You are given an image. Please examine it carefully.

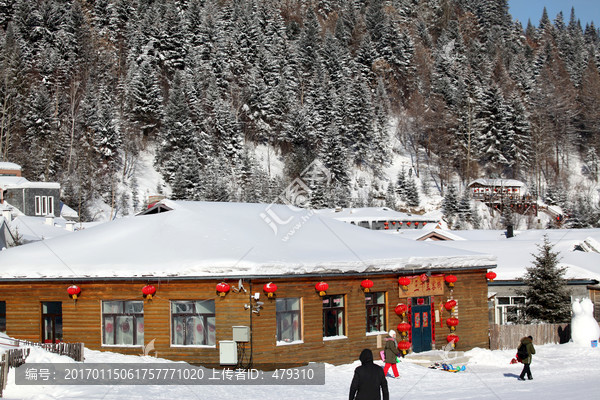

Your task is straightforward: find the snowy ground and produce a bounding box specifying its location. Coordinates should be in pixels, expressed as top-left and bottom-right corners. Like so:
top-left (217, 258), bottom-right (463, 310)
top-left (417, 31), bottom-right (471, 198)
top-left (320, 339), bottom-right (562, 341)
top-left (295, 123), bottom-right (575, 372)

top-left (2, 341), bottom-right (599, 400)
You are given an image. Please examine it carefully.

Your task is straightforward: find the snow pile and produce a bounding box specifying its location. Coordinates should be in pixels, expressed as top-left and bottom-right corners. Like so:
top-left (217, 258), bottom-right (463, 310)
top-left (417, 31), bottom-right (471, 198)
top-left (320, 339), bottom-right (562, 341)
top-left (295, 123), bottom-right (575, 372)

top-left (3, 340), bottom-right (600, 400)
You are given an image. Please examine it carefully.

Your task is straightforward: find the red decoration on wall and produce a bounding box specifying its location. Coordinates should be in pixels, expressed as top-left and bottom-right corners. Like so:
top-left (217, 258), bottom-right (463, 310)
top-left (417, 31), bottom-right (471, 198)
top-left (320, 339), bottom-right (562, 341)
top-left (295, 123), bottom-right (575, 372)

top-left (67, 285), bottom-right (81, 300)
top-left (216, 282), bottom-right (230, 297)
top-left (420, 273), bottom-right (429, 283)
top-left (444, 275), bottom-right (457, 288)
top-left (398, 277), bottom-right (411, 290)
top-left (263, 282), bottom-right (278, 298)
top-left (446, 317), bottom-right (459, 331)
top-left (444, 299), bottom-right (457, 312)
top-left (142, 285), bottom-right (156, 300)
top-left (397, 340), bottom-right (411, 355)
top-left (486, 271), bottom-right (497, 281)
top-left (397, 322), bottom-right (411, 336)
top-left (447, 334), bottom-right (460, 348)
top-left (394, 303), bottom-right (408, 317)
top-left (361, 279), bottom-right (374, 292)
top-left (315, 282), bottom-right (329, 296)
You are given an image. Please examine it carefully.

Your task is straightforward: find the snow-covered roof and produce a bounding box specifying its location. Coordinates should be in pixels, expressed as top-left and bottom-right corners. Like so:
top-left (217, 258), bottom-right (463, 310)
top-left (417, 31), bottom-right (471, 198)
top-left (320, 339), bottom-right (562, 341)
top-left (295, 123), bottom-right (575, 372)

top-left (0, 162), bottom-right (21, 171)
top-left (315, 207), bottom-right (439, 223)
top-left (424, 229), bottom-right (600, 282)
top-left (0, 176), bottom-right (60, 189)
top-left (468, 179), bottom-right (526, 188)
top-left (0, 200), bottom-right (495, 279)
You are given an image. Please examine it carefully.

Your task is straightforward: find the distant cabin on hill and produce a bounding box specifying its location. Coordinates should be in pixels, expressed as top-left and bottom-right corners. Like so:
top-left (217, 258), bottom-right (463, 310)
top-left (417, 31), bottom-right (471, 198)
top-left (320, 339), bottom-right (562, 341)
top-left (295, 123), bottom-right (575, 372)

top-left (468, 179), bottom-right (537, 216)
top-left (0, 162), bottom-right (61, 217)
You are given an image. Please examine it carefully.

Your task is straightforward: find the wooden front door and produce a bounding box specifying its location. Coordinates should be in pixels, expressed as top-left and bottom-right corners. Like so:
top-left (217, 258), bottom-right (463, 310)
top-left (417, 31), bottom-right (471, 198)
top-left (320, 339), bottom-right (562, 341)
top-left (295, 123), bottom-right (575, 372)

top-left (41, 302), bottom-right (62, 343)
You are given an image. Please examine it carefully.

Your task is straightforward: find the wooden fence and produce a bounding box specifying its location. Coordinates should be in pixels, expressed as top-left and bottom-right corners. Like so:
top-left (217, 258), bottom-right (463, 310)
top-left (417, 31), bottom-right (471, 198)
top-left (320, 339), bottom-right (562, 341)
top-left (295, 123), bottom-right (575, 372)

top-left (489, 323), bottom-right (571, 350)
top-left (0, 341), bottom-right (84, 397)
top-left (0, 348), bottom-right (30, 398)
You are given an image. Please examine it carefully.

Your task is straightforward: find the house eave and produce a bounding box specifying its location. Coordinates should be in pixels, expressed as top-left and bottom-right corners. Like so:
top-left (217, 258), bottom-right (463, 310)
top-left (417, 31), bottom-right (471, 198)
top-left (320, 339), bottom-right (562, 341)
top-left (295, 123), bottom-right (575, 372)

top-left (0, 264), bottom-right (496, 283)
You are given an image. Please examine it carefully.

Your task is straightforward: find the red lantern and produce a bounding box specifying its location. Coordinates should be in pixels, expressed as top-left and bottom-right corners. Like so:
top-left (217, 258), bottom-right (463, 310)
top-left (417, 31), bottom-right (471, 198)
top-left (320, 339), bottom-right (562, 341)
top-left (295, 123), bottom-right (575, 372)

top-left (415, 222), bottom-right (420, 226)
top-left (397, 340), bottom-right (411, 355)
top-left (67, 285), bottom-right (81, 300)
top-left (444, 299), bottom-right (457, 312)
top-left (142, 284), bottom-right (156, 300)
top-left (315, 282), bottom-right (329, 296)
top-left (216, 282), bottom-right (230, 297)
top-left (384, 222), bottom-right (389, 230)
top-left (447, 334), bottom-right (460, 347)
top-left (397, 322), bottom-right (411, 336)
top-left (445, 275), bottom-right (457, 288)
top-left (446, 317), bottom-right (459, 331)
top-left (394, 303), bottom-right (408, 317)
top-left (407, 222), bottom-right (412, 226)
top-left (398, 277), bottom-right (411, 290)
top-left (486, 271), bottom-right (497, 281)
top-left (423, 222), bottom-right (427, 226)
top-left (263, 282), bottom-right (278, 298)
top-left (361, 279), bottom-right (374, 292)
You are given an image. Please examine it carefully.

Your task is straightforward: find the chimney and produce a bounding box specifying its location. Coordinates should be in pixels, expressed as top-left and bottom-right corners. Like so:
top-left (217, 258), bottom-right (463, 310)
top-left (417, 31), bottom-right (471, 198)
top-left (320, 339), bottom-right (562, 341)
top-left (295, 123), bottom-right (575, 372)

top-left (65, 221), bottom-right (75, 232)
top-left (1, 209), bottom-right (11, 222)
top-left (45, 215), bottom-right (55, 226)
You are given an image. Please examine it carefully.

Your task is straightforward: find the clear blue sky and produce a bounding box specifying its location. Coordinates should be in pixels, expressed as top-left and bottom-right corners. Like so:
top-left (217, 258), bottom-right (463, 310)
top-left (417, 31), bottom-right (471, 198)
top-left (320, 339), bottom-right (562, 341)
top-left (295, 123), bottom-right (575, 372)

top-left (508, 0), bottom-right (599, 27)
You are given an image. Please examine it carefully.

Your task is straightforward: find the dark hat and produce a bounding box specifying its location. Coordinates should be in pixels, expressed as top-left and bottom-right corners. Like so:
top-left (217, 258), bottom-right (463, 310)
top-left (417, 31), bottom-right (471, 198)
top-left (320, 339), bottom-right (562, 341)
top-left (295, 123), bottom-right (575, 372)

top-left (359, 349), bottom-right (373, 364)
top-left (528, 335), bottom-right (533, 340)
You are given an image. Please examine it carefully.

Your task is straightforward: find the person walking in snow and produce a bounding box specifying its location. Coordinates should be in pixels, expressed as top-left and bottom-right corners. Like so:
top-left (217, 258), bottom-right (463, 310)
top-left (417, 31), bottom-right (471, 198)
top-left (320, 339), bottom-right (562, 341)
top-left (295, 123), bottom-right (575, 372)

top-left (349, 348), bottom-right (389, 400)
top-left (518, 335), bottom-right (536, 380)
top-left (383, 330), bottom-right (400, 379)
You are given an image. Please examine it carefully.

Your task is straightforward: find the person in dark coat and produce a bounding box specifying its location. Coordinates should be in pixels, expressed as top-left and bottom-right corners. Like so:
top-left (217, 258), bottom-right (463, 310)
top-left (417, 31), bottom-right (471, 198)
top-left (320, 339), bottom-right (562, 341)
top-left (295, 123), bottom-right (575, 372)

top-left (518, 335), bottom-right (536, 380)
top-left (349, 349), bottom-right (389, 400)
top-left (383, 330), bottom-right (400, 378)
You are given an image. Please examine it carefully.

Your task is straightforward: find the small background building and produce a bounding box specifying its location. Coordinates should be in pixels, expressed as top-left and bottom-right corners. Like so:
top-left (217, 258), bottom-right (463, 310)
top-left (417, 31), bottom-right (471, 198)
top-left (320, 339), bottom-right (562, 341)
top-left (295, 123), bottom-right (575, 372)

top-left (316, 207), bottom-right (440, 230)
top-left (0, 162), bottom-right (61, 218)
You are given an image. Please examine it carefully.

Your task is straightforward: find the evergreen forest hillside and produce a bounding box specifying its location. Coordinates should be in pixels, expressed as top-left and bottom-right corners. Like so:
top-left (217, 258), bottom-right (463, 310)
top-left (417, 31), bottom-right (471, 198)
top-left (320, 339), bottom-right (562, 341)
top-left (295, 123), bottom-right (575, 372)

top-left (0, 0), bottom-right (599, 225)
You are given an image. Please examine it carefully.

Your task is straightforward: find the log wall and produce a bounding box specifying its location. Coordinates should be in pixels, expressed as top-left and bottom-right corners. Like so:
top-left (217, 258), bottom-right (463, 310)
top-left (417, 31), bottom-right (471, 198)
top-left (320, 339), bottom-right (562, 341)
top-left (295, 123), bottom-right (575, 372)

top-left (0, 269), bottom-right (490, 367)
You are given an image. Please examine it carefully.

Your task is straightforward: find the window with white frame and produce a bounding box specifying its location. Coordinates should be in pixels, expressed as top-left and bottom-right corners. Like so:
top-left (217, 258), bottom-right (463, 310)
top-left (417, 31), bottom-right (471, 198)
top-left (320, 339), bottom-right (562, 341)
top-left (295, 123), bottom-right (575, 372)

top-left (171, 300), bottom-right (216, 346)
top-left (34, 196), bottom-right (54, 216)
top-left (276, 297), bottom-right (302, 343)
top-left (495, 296), bottom-right (525, 324)
top-left (102, 301), bottom-right (144, 345)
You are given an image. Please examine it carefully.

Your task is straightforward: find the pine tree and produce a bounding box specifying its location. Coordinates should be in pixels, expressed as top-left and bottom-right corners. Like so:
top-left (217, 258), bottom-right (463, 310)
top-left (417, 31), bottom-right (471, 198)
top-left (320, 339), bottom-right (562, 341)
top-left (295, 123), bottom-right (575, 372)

top-left (517, 235), bottom-right (571, 323)
top-left (443, 185), bottom-right (460, 218)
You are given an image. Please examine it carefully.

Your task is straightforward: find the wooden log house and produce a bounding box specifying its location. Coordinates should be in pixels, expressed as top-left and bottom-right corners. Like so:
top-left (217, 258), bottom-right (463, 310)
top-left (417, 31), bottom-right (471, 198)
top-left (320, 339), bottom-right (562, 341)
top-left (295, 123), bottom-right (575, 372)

top-left (0, 201), bottom-right (496, 368)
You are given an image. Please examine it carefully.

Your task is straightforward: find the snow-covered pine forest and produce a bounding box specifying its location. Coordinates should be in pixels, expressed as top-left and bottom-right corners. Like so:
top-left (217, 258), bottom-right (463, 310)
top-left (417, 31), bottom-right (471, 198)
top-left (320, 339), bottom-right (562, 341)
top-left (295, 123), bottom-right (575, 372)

top-left (0, 0), bottom-right (599, 224)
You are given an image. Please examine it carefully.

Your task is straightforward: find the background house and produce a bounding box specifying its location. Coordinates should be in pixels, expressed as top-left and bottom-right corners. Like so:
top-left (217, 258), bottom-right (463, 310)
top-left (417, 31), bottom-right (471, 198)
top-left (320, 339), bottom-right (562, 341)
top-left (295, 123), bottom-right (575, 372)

top-left (393, 227), bottom-right (600, 324)
top-left (0, 200), bottom-right (496, 367)
top-left (316, 207), bottom-right (440, 230)
top-left (0, 162), bottom-right (61, 218)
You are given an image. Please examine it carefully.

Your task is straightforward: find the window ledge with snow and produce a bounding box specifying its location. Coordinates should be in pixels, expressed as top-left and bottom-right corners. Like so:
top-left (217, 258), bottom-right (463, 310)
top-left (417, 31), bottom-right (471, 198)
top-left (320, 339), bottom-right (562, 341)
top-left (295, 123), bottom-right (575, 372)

top-left (323, 335), bottom-right (347, 342)
top-left (101, 344), bottom-right (144, 348)
top-left (366, 331), bottom-right (387, 337)
top-left (170, 344), bottom-right (216, 349)
top-left (276, 340), bottom-right (304, 346)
